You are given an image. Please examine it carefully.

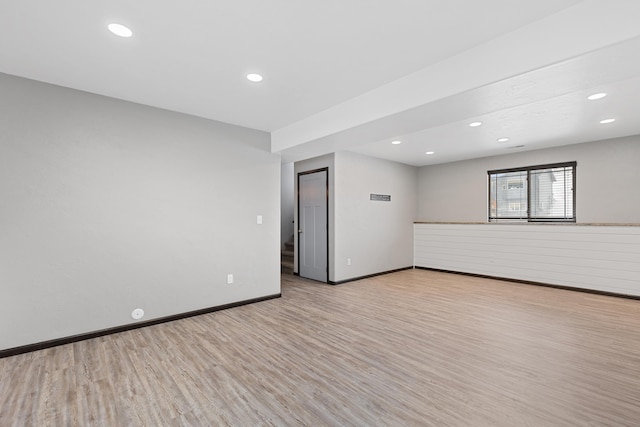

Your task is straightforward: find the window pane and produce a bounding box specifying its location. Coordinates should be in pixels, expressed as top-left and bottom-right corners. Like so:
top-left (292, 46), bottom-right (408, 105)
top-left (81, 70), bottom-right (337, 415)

top-left (530, 167), bottom-right (573, 219)
top-left (489, 174), bottom-right (497, 218)
top-left (490, 171), bottom-right (527, 219)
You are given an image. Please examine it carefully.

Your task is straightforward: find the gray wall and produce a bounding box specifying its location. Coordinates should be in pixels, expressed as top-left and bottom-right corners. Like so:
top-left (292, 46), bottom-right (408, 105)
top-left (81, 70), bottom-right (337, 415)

top-left (418, 136), bottom-right (640, 223)
top-left (0, 73), bottom-right (281, 351)
top-left (294, 152), bottom-right (417, 283)
top-left (334, 152), bottom-right (417, 281)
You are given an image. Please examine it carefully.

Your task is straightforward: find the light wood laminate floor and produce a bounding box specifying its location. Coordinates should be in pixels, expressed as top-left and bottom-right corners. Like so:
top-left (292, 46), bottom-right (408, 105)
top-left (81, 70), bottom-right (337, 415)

top-left (1, 269), bottom-right (640, 426)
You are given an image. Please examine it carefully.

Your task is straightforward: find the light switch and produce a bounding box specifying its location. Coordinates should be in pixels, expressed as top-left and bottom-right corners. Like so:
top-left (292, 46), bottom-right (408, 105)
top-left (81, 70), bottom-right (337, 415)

top-left (257, 215), bottom-right (263, 225)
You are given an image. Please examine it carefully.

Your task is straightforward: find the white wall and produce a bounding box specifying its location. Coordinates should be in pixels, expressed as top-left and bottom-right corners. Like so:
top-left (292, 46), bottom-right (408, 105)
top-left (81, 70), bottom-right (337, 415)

top-left (414, 223), bottom-right (640, 296)
top-left (334, 152), bottom-right (417, 282)
top-left (280, 162), bottom-right (295, 249)
top-left (418, 136), bottom-right (640, 223)
top-left (0, 73), bottom-right (281, 351)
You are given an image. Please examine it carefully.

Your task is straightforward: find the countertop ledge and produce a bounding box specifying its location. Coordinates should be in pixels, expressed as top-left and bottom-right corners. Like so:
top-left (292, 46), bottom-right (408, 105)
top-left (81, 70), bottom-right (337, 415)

top-left (414, 222), bottom-right (640, 227)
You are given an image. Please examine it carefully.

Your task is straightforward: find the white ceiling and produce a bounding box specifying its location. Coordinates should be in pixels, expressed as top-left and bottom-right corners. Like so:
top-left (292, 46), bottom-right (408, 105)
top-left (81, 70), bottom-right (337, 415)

top-left (2, 0), bottom-right (640, 166)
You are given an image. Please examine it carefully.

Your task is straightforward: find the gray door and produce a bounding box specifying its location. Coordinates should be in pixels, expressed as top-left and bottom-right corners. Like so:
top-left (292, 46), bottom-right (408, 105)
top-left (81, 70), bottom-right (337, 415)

top-left (298, 170), bottom-right (328, 282)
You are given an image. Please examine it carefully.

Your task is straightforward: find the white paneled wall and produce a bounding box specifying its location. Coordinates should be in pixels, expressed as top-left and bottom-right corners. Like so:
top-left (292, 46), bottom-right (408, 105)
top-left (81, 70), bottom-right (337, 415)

top-left (414, 223), bottom-right (640, 296)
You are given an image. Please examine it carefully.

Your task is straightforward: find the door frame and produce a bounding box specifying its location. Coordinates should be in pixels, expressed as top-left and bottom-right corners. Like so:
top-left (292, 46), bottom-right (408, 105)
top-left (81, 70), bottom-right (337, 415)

top-left (296, 167), bottom-right (329, 283)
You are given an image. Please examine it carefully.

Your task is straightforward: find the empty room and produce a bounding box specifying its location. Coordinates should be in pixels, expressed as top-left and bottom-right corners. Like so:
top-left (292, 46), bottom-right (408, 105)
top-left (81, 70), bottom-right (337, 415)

top-left (2, 1), bottom-right (640, 426)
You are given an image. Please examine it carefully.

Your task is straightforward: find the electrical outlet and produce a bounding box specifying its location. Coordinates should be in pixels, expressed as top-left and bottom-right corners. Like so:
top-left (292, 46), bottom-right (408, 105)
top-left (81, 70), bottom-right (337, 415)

top-left (257, 215), bottom-right (263, 225)
top-left (227, 274), bottom-right (234, 284)
top-left (347, 258), bottom-right (352, 266)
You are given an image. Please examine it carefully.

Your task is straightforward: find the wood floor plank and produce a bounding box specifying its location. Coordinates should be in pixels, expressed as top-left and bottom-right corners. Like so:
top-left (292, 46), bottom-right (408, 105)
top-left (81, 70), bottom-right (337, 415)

top-left (1, 269), bottom-right (640, 426)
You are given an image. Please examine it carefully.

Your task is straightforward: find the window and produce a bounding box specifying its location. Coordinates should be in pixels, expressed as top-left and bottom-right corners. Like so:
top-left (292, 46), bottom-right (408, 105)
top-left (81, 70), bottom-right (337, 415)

top-left (488, 162), bottom-right (576, 222)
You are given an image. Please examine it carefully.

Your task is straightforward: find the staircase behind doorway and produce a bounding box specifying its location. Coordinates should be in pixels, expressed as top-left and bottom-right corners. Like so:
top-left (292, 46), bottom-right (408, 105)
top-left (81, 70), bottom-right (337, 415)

top-left (281, 239), bottom-right (294, 274)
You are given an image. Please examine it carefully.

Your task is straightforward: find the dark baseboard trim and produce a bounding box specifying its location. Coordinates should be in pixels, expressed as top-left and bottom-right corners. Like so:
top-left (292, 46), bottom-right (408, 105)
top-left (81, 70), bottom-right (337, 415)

top-left (415, 266), bottom-right (640, 301)
top-left (0, 293), bottom-right (281, 359)
top-left (328, 266), bottom-right (413, 285)
top-left (293, 272), bottom-right (300, 276)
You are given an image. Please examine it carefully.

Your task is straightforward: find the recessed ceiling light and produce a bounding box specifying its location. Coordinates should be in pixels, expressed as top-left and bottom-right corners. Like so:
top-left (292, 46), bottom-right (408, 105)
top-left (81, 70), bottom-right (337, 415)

top-left (108, 23), bottom-right (133, 38)
top-left (391, 140), bottom-right (402, 145)
top-left (469, 121), bottom-right (483, 127)
top-left (247, 73), bottom-right (263, 82)
top-left (497, 137), bottom-right (510, 143)
top-left (599, 118), bottom-right (616, 124)
top-left (588, 92), bottom-right (607, 100)
top-left (425, 151), bottom-right (435, 155)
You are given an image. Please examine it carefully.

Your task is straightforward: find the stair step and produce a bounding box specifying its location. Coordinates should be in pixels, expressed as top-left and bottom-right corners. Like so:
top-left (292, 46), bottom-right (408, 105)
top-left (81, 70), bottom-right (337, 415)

top-left (281, 240), bottom-right (295, 274)
top-left (281, 260), bottom-right (294, 273)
